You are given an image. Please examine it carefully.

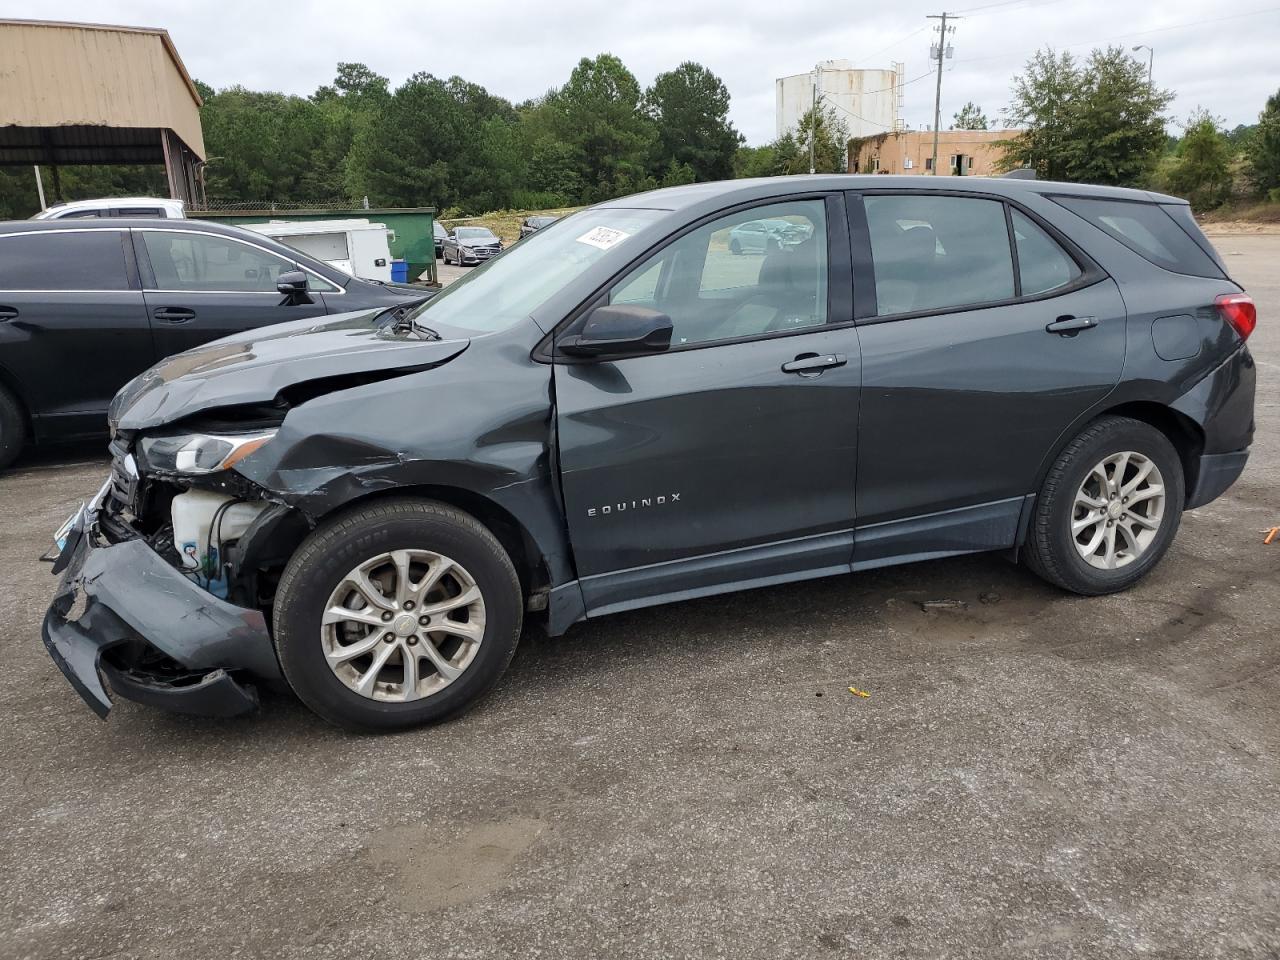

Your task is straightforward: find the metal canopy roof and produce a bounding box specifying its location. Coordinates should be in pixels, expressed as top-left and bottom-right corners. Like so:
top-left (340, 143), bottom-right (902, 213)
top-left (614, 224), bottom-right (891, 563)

top-left (0, 18), bottom-right (206, 165)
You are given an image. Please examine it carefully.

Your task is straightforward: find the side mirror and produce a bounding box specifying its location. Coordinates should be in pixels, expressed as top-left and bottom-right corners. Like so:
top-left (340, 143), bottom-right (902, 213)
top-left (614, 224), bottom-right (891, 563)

top-left (559, 304), bottom-right (673, 358)
top-left (276, 270), bottom-right (311, 304)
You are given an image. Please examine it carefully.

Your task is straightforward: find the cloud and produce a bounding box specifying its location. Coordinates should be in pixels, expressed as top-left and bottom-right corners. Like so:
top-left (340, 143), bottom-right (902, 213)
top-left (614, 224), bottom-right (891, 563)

top-left (6, 0), bottom-right (1276, 143)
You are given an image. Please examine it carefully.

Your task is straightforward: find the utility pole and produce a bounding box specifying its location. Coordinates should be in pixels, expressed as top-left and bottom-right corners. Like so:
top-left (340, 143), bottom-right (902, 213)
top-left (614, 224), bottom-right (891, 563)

top-left (809, 62), bottom-right (822, 175)
top-left (1132, 44), bottom-right (1154, 86)
top-left (33, 165), bottom-right (46, 211)
top-left (927, 12), bottom-right (957, 175)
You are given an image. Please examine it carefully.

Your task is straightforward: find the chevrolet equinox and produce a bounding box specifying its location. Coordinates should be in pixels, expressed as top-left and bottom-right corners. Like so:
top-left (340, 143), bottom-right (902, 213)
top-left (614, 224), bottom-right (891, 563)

top-left (42, 176), bottom-right (1257, 730)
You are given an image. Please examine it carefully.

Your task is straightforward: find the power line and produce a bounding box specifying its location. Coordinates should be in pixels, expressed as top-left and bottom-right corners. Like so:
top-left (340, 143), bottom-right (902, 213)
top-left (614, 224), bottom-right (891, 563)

top-left (850, 25), bottom-right (927, 67)
top-left (955, 5), bottom-right (1280, 64)
top-left (816, 69), bottom-right (941, 131)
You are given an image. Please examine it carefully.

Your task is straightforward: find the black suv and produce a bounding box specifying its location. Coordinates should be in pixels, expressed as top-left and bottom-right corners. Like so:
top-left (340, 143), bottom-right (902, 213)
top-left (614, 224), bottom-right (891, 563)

top-left (43, 176), bottom-right (1256, 731)
top-left (0, 219), bottom-right (429, 467)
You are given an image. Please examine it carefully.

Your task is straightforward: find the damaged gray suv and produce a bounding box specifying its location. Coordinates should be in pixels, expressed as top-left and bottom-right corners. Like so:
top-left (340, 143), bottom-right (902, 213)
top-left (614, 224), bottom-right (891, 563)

top-left (43, 175), bottom-right (1256, 730)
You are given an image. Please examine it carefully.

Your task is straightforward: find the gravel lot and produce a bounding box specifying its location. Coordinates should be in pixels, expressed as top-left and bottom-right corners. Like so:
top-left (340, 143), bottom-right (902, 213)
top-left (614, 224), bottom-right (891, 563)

top-left (2, 235), bottom-right (1277, 960)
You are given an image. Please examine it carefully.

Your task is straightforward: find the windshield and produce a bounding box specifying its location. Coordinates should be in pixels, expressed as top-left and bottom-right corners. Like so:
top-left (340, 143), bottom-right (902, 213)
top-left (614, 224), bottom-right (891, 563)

top-left (412, 208), bottom-right (663, 334)
top-left (456, 227), bottom-right (496, 239)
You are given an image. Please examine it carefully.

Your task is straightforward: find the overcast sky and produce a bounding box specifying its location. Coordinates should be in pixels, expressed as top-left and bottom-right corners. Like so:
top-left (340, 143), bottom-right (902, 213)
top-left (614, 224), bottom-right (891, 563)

top-left (9, 0), bottom-right (1278, 144)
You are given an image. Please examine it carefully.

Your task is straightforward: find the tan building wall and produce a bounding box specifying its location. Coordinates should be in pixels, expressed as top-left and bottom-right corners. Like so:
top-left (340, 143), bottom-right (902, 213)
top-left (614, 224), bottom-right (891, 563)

top-left (0, 19), bottom-right (205, 158)
top-left (848, 129), bottom-right (1020, 178)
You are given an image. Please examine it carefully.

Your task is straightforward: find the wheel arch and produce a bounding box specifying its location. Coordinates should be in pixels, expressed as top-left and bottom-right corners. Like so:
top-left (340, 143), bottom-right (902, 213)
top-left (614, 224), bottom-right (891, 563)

top-left (1033, 400), bottom-right (1205, 502)
top-left (310, 484), bottom-right (552, 602)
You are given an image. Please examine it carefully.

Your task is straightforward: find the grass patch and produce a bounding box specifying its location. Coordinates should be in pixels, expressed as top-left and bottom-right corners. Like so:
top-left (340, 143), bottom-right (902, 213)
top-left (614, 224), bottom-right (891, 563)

top-left (438, 207), bottom-right (585, 245)
top-left (1200, 200), bottom-right (1280, 224)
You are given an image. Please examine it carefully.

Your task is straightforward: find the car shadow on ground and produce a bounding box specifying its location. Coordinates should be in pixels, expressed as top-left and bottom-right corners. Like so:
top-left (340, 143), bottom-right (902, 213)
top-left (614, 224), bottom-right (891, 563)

top-left (110, 549), bottom-right (1066, 740)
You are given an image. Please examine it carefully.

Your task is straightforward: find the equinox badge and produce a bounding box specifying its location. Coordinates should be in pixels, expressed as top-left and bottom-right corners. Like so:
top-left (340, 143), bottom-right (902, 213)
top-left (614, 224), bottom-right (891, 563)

top-left (587, 493), bottom-right (681, 518)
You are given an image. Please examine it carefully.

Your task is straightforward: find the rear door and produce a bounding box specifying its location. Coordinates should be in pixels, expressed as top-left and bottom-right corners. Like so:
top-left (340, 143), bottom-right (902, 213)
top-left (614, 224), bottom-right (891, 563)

top-left (134, 227), bottom-right (330, 358)
top-left (0, 228), bottom-right (153, 440)
top-left (554, 194), bottom-right (862, 614)
top-left (849, 191), bottom-right (1127, 564)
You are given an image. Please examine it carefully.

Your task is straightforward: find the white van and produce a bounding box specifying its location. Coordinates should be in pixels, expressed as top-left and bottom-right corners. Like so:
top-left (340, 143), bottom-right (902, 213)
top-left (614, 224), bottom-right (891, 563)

top-left (32, 197), bottom-right (185, 220)
top-left (241, 218), bottom-right (395, 283)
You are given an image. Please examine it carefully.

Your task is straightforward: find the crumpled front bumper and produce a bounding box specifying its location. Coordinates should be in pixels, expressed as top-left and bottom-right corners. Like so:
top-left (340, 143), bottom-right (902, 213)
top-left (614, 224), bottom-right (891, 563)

top-left (42, 509), bottom-right (281, 719)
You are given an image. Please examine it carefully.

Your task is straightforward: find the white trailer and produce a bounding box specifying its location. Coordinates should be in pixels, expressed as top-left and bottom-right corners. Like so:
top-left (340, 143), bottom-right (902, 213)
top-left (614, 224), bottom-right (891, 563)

top-left (241, 218), bottom-right (394, 282)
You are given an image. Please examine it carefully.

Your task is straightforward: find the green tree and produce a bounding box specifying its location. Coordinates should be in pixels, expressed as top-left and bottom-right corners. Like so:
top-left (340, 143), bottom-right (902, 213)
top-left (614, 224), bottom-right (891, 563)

top-left (1158, 109), bottom-right (1233, 211)
top-left (529, 54), bottom-right (656, 203)
top-left (198, 85), bottom-right (351, 203)
top-left (1000, 46), bottom-right (1172, 186)
top-left (733, 144), bottom-right (778, 178)
top-left (314, 62), bottom-right (390, 106)
top-left (953, 101), bottom-right (989, 130)
top-left (1246, 89), bottom-right (1280, 196)
top-left (643, 62), bottom-right (741, 182)
top-left (772, 105), bottom-right (849, 175)
top-left (346, 73), bottom-right (520, 213)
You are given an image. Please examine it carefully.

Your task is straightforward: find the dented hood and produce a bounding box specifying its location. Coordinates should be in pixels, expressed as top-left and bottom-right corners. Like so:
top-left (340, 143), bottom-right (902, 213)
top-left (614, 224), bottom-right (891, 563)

top-left (110, 309), bottom-right (469, 431)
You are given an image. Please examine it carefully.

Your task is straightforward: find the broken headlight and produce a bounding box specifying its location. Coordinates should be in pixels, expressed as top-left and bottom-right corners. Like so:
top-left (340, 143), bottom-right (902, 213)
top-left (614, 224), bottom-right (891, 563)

top-left (139, 430), bottom-right (277, 475)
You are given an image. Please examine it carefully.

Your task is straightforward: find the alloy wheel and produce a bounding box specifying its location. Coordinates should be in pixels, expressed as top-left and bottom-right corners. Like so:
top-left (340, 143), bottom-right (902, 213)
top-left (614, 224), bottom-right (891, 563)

top-left (321, 549), bottom-right (486, 702)
top-left (1071, 451), bottom-right (1166, 570)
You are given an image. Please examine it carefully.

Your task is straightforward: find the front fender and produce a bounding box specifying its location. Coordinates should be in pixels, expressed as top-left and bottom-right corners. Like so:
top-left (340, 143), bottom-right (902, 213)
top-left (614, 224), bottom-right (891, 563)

top-left (231, 332), bottom-right (574, 587)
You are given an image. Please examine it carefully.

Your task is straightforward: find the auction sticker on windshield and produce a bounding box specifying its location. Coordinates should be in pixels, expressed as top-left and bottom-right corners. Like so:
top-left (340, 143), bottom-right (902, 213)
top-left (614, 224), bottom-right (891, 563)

top-left (576, 226), bottom-right (630, 250)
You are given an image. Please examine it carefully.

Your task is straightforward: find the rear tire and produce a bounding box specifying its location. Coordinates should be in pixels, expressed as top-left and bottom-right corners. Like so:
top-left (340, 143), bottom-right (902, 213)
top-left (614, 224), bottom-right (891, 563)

top-left (273, 498), bottom-right (522, 731)
top-left (1023, 416), bottom-right (1184, 595)
top-left (0, 383), bottom-right (26, 471)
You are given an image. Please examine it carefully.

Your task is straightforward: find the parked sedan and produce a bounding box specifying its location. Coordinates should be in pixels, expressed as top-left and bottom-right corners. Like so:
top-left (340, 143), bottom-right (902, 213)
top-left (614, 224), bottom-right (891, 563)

top-left (442, 226), bottom-right (503, 265)
top-left (519, 215), bottom-right (559, 239)
top-left (433, 221), bottom-right (448, 259)
top-left (43, 175), bottom-right (1255, 730)
top-left (0, 219), bottom-right (430, 469)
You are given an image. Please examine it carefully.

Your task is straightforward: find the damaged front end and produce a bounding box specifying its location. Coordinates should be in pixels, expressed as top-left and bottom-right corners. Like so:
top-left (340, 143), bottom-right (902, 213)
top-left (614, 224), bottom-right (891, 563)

top-left (43, 427), bottom-right (308, 718)
top-left (43, 312), bottom-right (478, 719)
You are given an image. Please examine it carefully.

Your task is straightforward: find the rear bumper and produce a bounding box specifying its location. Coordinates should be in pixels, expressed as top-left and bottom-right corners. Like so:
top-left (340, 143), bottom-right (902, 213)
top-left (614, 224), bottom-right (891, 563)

top-left (1186, 449), bottom-right (1250, 509)
top-left (42, 510), bottom-right (280, 719)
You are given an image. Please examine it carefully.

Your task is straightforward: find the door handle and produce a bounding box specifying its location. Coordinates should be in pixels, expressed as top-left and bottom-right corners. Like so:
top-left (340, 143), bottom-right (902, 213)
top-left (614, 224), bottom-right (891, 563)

top-left (781, 353), bottom-right (846, 375)
top-left (153, 307), bottom-right (196, 323)
top-left (0, 306), bottom-right (17, 321)
top-left (1045, 315), bottom-right (1097, 336)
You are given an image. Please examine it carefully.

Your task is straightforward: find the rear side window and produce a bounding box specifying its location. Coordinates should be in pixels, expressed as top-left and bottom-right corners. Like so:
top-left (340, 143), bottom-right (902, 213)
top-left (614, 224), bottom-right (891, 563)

top-left (1053, 196), bottom-right (1224, 279)
top-left (0, 231), bottom-right (130, 291)
top-left (1011, 210), bottom-right (1081, 296)
top-left (864, 195), bottom-right (1014, 316)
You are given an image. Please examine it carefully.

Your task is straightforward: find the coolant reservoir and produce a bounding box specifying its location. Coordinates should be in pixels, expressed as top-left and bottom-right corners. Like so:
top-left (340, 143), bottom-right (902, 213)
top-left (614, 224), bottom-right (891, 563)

top-left (171, 490), bottom-right (270, 586)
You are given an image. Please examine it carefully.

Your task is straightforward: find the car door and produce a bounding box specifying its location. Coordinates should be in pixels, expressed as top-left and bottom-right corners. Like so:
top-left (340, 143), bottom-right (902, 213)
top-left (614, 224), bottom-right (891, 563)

top-left (0, 228), bottom-right (153, 441)
top-left (848, 190), bottom-right (1127, 566)
top-left (134, 227), bottom-right (330, 358)
top-left (554, 194), bottom-right (861, 615)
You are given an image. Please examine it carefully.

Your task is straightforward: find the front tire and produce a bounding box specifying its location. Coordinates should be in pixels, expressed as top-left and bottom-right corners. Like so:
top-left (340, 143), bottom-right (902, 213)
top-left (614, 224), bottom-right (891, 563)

top-left (1023, 416), bottom-right (1184, 595)
top-left (273, 499), bottom-right (522, 730)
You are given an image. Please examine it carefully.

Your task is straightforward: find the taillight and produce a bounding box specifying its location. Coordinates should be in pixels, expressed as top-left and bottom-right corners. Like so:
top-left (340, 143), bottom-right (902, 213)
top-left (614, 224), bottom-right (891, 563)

top-left (1215, 293), bottom-right (1256, 341)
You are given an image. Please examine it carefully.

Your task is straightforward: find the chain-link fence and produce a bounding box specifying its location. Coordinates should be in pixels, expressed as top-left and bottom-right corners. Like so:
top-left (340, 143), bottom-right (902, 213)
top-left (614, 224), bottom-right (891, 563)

top-left (189, 198), bottom-right (366, 213)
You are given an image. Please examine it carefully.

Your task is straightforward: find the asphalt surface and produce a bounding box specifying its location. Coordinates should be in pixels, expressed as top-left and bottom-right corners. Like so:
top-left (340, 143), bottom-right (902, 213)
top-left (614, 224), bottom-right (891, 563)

top-left (2, 235), bottom-right (1278, 960)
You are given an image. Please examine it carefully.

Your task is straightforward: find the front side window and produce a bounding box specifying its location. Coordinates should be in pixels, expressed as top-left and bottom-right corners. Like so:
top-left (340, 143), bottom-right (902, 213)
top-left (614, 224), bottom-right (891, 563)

top-left (142, 231), bottom-right (294, 292)
top-left (1011, 209), bottom-right (1081, 296)
top-left (0, 231), bottom-right (129, 291)
top-left (607, 199), bottom-right (828, 347)
top-left (864, 194), bottom-right (1014, 316)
